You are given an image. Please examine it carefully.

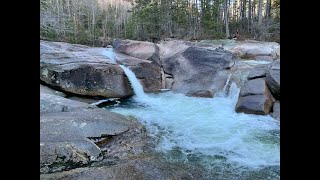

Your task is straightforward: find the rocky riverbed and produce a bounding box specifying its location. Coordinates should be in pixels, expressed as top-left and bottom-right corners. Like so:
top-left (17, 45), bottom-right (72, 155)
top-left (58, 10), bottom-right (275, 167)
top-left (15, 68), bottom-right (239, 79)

top-left (40, 38), bottom-right (280, 179)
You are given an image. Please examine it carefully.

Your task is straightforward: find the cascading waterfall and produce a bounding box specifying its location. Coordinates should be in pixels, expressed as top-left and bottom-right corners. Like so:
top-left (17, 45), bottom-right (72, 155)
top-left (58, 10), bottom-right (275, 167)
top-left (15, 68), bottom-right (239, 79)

top-left (216, 73), bottom-right (233, 97)
top-left (103, 48), bottom-right (280, 179)
top-left (102, 48), bottom-right (149, 100)
top-left (119, 65), bottom-right (149, 100)
top-left (222, 73), bottom-right (232, 93)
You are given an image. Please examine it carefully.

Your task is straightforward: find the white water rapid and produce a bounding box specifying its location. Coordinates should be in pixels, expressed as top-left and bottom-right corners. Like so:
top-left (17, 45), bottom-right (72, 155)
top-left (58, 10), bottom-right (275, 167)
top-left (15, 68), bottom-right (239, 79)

top-left (103, 48), bottom-right (280, 178)
top-left (119, 65), bottom-right (149, 100)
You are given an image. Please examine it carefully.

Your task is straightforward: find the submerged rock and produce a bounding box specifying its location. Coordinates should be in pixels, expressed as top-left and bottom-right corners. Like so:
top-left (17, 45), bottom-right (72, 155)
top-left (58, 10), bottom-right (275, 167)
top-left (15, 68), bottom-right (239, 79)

top-left (186, 90), bottom-right (213, 98)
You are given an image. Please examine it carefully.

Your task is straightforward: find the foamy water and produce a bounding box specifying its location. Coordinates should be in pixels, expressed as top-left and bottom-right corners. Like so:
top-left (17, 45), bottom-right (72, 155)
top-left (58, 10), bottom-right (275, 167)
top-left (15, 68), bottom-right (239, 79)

top-left (104, 49), bottom-right (280, 178)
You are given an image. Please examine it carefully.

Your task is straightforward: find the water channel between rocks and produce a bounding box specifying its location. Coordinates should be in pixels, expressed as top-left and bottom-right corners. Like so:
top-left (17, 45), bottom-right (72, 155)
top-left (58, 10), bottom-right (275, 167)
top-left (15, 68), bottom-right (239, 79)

top-left (102, 48), bottom-right (280, 179)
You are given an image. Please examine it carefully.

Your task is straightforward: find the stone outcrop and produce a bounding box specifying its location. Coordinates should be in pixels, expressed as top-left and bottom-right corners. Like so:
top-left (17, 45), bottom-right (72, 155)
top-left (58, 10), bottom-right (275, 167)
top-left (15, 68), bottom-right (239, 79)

top-left (113, 39), bottom-right (160, 65)
top-left (235, 78), bottom-right (275, 115)
top-left (161, 46), bottom-right (238, 97)
top-left (198, 39), bottom-right (280, 60)
top-left (40, 89), bottom-right (134, 173)
top-left (266, 60), bottom-right (280, 100)
top-left (40, 40), bottom-right (133, 98)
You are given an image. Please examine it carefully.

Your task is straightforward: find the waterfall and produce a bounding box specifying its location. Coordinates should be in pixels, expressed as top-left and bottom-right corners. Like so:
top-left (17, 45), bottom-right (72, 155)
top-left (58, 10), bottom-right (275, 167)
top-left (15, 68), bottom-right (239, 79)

top-left (102, 48), bottom-right (148, 100)
top-left (216, 73), bottom-right (233, 97)
top-left (222, 73), bottom-right (232, 96)
top-left (102, 48), bottom-right (116, 62)
top-left (119, 65), bottom-right (148, 100)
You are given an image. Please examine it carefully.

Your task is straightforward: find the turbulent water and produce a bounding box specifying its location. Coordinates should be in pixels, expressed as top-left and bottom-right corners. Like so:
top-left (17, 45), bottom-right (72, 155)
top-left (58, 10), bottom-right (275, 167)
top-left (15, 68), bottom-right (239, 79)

top-left (104, 49), bottom-right (280, 179)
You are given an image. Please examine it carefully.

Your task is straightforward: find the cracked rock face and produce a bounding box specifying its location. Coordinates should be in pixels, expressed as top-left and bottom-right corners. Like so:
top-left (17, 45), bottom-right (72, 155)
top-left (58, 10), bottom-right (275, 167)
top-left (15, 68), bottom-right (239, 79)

top-left (161, 46), bottom-right (238, 97)
top-left (40, 88), bottom-right (134, 173)
top-left (40, 134), bottom-right (102, 174)
top-left (235, 78), bottom-right (275, 115)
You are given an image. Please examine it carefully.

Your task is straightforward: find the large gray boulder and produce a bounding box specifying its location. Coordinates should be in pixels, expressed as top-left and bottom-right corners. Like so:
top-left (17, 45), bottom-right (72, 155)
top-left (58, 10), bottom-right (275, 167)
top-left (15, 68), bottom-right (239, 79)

top-left (113, 39), bottom-right (160, 65)
top-left (198, 39), bottom-right (279, 60)
top-left (266, 60), bottom-right (280, 99)
top-left (247, 64), bottom-right (268, 80)
top-left (158, 40), bottom-right (191, 60)
top-left (40, 40), bottom-right (133, 98)
top-left (223, 40), bottom-right (280, 60)
top-left (236, 78), bottom-right (275, 115)
top-left (40, 109), bottom-right (132, 137)
top-left (161, 46), bottom-right (238, 97)
top-left (239, 78), bottom-right (269, 96)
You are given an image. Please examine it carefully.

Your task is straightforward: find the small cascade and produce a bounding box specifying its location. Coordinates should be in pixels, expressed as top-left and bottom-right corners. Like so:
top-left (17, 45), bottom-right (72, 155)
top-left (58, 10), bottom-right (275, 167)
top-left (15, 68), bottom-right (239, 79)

top-left (216, 73), bottom-right (233, 97)
top-left (102, 48), bottom-right (149, 100)
top-left (119, 65), bottom-right (149, 100)
top-left (102, 48), bottom-right (116, 62)
top-left (222, 73), bottom-right (232, 96)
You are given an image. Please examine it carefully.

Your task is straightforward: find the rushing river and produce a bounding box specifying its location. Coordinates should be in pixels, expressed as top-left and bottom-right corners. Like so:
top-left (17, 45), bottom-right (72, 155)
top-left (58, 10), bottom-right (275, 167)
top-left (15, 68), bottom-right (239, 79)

top-left (103, 48), bottom-right (280, 179)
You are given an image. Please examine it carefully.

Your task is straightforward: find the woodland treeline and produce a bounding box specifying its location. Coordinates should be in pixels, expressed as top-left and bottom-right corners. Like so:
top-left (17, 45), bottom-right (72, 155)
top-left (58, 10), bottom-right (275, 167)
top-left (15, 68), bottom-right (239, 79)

top-left (40, 0), bottom-right (280, 46)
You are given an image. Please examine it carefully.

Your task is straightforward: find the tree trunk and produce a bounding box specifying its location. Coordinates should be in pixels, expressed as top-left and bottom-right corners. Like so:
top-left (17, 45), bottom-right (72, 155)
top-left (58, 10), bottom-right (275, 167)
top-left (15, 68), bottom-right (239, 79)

top-left (224, 0), bottom-right (230, 38)
top-left (258, 0), bottom-right (263, 26)
top-left (266, 0), bottom-right (271, 27)
top-left (248, 0), bottom-right (252, 34)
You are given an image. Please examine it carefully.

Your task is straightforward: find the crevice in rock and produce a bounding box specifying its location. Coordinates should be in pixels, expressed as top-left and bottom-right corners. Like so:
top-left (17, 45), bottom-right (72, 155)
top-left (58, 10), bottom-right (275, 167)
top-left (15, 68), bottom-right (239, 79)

top-left (87, 135), bottom-right (115, 148)
top-left (41, 79), bottom-right (132, 101)
top-left (41, 149), bottom-right (102, 175)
